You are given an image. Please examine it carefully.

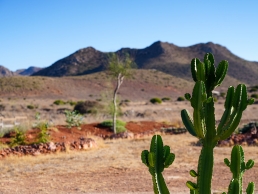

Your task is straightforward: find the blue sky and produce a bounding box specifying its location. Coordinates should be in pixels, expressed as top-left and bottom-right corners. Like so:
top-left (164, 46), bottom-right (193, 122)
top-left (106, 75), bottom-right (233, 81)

top-left (1, 0), bottom-right (258, 71)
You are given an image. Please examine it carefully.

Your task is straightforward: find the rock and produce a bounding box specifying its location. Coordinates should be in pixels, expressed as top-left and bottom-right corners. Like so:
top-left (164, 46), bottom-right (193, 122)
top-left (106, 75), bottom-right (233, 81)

top-left (48, 142), bottom-right (56, 151)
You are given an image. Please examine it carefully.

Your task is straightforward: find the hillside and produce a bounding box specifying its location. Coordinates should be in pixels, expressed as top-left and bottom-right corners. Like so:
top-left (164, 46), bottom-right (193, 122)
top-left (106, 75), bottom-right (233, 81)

top-left (0, 65), bottom-right (16, 77)
top-left (0, 70), bottom-right (195, 100)
top-left (32, 41), bottom-right (258, 85)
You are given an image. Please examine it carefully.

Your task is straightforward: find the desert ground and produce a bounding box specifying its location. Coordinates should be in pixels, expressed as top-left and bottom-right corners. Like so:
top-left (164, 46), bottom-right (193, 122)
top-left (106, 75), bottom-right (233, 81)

top-left (0, 71), bottom-right (258, 193)
top-left (0, 133), bottom-right (258, 194)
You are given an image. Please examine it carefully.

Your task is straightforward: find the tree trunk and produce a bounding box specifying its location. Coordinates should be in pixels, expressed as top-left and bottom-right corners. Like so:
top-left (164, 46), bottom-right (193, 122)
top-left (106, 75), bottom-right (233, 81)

top-left (113, 73), bottom-right (124, 134)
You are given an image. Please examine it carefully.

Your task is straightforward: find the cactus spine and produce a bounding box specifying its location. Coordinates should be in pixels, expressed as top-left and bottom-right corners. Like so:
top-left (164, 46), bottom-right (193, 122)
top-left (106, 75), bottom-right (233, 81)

top-left (141, 135), bottom-right (175, 194)
top-left (223, 145), bottom-right (255, 194)
top-left (181, 53), bottom-right (254, 194)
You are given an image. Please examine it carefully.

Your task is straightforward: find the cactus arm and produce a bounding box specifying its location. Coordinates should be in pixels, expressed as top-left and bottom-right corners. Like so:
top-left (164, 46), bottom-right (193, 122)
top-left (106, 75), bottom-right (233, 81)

top-left (218, 110), bottom-right (242, 140)
top-left (141, 135), bottom-right (175, 194)
top-left (191, 81), bottom-right (207, 139)
top-left (246, 182), bottom-right (255, 194)
top-left (191, 58), bottom-right (198, 82)
top-left (215, 60), bottom-right (228, 87)
top-left (217, 86), bottom-right (235, 135)
top-left (181, 109), bottom-right (197, 137)
top-left (228, 179), bottom-right (241, 194)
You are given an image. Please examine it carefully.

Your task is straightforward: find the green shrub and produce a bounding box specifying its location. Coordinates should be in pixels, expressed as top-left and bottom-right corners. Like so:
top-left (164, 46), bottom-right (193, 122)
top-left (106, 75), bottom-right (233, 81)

top-left (27, 105), bottom-right (34, 109)
top-left (150, 98), bottom-right (162, 104)
top-left (53, 100), bottom-right (66, 105)
top-left (74, 100), bottom-right (103, 114)
top-left (64, 110), bottom-right (84, 128)
top-left (162, 97), bottom-right (171, 101)
top-left (100, 120), bottom-right (127, 133)
top-left (177, 96), bottom-right (185, 101)
top-left (10, 127), bottom-right (26, 147)
top-left (36, 122), bottom-right (50, 143)
top-left (67, 100), bottom-right (77, 106)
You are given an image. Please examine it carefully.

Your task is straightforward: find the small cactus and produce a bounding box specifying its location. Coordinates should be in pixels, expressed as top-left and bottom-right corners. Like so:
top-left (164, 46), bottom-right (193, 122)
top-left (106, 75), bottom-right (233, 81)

top-left (141, 135), bottom-right (175, 194)
top-left (223, 145), bottom-right (255, 194)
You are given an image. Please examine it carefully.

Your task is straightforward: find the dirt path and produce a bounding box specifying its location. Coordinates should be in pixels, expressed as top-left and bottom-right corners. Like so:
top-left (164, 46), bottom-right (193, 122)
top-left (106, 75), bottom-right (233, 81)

top-left (0, 134), bottom-right (258, 194)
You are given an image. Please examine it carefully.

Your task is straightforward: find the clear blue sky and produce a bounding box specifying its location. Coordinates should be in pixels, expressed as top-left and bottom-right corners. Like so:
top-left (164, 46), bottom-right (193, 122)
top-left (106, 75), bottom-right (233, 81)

top-left (1, 0), bottom-right (258, 71)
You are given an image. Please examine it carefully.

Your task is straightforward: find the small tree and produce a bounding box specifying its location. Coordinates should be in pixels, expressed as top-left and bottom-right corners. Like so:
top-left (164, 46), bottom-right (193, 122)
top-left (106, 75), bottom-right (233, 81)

top-left (108, 53), bottom-right (133, 134)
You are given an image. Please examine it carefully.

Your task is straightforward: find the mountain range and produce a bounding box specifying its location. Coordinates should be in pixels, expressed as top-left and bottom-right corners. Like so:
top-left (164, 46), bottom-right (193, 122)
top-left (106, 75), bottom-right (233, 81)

top-left (0, 66), bottom-right (42, 76)
top-left (1, 41), bottom-right (258, 85)
top-left (32, 41), bottom-right (258, 85)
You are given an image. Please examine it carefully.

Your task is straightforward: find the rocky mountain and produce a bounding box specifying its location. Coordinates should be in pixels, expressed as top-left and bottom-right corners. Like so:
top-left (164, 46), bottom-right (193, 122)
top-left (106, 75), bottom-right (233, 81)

top-left (16, 66), bottom-right (43, 76)
top-left (32, 41), bottom-right (258, 85)
top-left (0, 65), bottom-right (16, 77)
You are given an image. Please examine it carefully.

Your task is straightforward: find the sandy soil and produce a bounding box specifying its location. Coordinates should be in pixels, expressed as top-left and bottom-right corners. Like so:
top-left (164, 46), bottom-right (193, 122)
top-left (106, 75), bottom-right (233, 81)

top-left (0, 129), bottom-right (258, 194)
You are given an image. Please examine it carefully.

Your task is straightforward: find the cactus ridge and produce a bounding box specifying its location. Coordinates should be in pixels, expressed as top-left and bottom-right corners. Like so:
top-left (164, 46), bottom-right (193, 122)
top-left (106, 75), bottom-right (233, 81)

top-left (141, 135), bottom-right (175, 194)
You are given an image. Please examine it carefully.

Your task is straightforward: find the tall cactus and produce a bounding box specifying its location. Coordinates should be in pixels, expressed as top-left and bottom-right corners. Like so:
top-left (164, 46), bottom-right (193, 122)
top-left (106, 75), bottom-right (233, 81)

top-left (223, 145), bottom-right (255, 194)
top-left (141, 135), bottom-right (175, 194)
top-left (181, 53), bottom-right (254, 194)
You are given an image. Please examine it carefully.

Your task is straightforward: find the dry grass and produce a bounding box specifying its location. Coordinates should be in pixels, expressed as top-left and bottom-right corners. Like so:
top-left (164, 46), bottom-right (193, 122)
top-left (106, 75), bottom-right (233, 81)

top-left (0, 134), bottom-right (257, 193)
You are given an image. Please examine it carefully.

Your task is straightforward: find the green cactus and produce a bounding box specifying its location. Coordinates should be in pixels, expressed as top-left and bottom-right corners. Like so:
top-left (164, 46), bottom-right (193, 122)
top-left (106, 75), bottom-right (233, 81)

top-left (141, 135), bottom-right (175, 194)
top-left (141, 53), bottom-right (255, 194)
top-left (223, 145), bottom-right (255, 194)
top-left (181, 53), bottom-right (254, 194)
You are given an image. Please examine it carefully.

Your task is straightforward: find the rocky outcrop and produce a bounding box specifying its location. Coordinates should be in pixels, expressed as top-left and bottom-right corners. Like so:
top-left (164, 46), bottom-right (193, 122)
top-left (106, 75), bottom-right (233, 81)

top-left (0, 138), bottom-right (97, 159)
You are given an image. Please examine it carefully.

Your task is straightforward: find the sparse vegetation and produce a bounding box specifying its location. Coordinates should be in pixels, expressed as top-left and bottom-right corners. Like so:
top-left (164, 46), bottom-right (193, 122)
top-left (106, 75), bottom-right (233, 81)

top-left (73, 100), bottom-right (103, 114)
top-left (100, 120), bottom-right (127, 133)
top-left (150, 97), bottom-right (162, 104)
top-left (177, 96), bottom-right (185, 101)
top-left (27, 105), bottom-right (35, 109)
top-left (64, 110), bottom-right (84, 128)
top-left (251, 93), bottom-right (258, 99)
top-left (53, 99), bottom-right (66, 105)
top-left (36, 122), bottom-right (50, 143)
top-left (10, 127), bottom-right (26, 147)
top-left (107, 53), bottom-right (134, 134)
top-left (162, 97), bottom-right (171, 102)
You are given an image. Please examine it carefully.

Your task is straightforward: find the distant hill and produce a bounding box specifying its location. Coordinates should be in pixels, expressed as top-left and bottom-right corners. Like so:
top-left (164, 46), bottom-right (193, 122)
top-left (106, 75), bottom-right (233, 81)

top-left (32, 41), bottom-right (258, 85)
top-left (16, 66), bottom-right (43, 76)
top-left (0, 65), bottom-right (16, 77)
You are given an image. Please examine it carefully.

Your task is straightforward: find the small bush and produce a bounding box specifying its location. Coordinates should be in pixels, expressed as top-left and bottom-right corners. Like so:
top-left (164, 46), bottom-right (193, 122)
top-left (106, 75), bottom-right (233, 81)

top-left (27, 105), bottom-right (34, 109)
top-left (53, 100), bottom-right (66, 105)
top-left (251, 93), bottom-right (258, 99)
top-left (150, 98), bottom-right (162, 104)
top-left (10, 127), bottom-right (26, 147)
top-left (0, 104), bottom-right (5, 111)
top-left (64, 110), bottom-right (84, 128)
top-left (67, 101), bottom-right (77, 106)
top-left (74, 100), bottom-right (103, 114)
top-left (100, 120), bottom-right (127, 133)
top-left (37, 122), bottom-right (50, 143)
top-left (177, 96), bottom-right (185, 101)
top-left (162, 97), bottom-right (171, 102)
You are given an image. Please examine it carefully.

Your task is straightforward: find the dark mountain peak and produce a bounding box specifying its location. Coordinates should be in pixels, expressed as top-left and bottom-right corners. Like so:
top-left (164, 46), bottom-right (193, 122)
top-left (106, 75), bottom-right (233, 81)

top-left (75, 47), bottom-right (98, 54)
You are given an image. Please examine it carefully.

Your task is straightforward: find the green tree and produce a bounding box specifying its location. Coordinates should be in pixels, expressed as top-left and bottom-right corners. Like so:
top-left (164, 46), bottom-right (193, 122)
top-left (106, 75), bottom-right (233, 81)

top-left (108, 53), bottom-right (133, 134)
